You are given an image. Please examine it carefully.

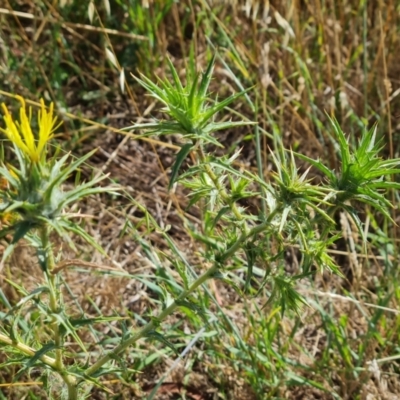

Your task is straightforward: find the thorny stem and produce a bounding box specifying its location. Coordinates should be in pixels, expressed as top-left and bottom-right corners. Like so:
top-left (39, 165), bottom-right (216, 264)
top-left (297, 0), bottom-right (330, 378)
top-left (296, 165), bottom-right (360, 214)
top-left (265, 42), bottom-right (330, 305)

top-left (40, 226), bottom-right (78, 400)
top-left (84, 218), bottom-right (271, 379)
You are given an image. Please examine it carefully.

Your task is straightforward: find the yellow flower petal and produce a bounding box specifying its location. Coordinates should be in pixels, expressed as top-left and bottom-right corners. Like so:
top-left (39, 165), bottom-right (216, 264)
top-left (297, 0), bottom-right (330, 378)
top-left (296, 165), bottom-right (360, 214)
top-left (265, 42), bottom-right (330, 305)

top-left (1, 103), bottom-right (31, 156)
top-left (37, 99), bottom-right (58, 158)
top-left (0, 97), bottom-right (60, 162)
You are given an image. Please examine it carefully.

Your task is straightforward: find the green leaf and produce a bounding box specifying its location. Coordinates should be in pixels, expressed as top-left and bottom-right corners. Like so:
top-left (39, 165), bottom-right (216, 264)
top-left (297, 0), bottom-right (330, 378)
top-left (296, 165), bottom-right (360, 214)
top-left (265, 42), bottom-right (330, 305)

top-left (59, 178), bottom-right (114, 209)
top-left (0, 165), bottom-right (19, 188)
top-left (203, 120), bottom-right (256, 133)
top-left (57, 219), bottom-right (106, 255)
top-left (146, 331), bottom-right (179, 355)
top-left (244, 241), bottom-right (257, 291)
top-left (176, 300), bottom-right (205, 316)
top-left (171, 260), bottom-right (190, 289)
top-left (69, 315), bottom-right (126, 327)
top-left (68, 367), bottom-right (115, 393)
top-left (198, 54), bottom-right (216, 105)
top-left (46, 149), bottom-right (97, 196)
top-left (187, 69), bottom-right (200, 116)
top-left (14, 342), bottom-right (57, 381)
top-left (0, 241), bottom-right (16, 271)
top-left (168, 143), bottom-right (193, 190)
top-left (293, 152), bottom-right (336, 182)
top-left (199, 88), bottom-right (252, 127)
top-left (342, 205), bottom-right (366, 243)
top-left (135, 277), bottom-right (164, 296)
top-left (279, 206), bottom-right (291, 233)
top-left (211, 206), bottom-right (231, 228)
top-left (0, 288), bottom-right (12, 309)
top-left (12, 221), bottom-right (36, 244)
top-left (327, 114), bottom-right (351, 170)
top-left (6, 286), bottom-right (49, 317)
top-left (166, 57), bottom-right (184, 94)
top-left (52, 312), bottom-right (87, 354)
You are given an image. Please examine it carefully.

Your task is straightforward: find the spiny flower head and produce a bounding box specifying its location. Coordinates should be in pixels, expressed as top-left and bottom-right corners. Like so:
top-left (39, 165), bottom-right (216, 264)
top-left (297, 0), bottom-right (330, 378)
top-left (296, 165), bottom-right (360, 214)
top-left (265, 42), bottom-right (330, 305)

top-left (0, 96), bottom-right (60, 163)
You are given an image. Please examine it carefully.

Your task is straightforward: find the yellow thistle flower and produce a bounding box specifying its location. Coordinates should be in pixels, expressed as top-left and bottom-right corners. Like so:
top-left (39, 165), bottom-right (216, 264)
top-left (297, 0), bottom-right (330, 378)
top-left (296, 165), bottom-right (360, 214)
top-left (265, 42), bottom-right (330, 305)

top-left (0, 96), bottom-right (60, 162)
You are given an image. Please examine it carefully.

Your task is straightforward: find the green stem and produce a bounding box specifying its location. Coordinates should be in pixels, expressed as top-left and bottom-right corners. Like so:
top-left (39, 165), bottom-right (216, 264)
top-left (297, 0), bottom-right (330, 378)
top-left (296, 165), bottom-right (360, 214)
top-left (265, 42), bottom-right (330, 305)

top-left (40, 226), bottom-right (78, 400)
top-left (0, 333), bottom-right (57, 368)
top-left (85, 264), bottom-right (217, 377)
top-left (41, 227), bottom-right (62, 368)
top-left (0, 334), bottom-right (80, 396)
top-left (84, 218), bottom-right (272, 379)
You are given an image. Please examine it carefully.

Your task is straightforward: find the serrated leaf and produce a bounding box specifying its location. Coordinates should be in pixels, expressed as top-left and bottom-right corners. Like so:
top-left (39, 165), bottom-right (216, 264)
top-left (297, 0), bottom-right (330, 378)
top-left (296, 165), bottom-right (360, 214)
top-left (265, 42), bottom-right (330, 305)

top-left (68, 368), bottom-right (115, 393)
top-left (46, 149), bottom-right (97, 196)
top-left (170, 260), bottom-right (190, 289)
top-left (135, 277), bottom-right (164, 296)
top-left (37, 247), bottom-right (47, 272)
top-left (342, 205), bottom-right (366, 243)
top-left (279, 206), bottom-right (291, 233)
top-left (203, 120), bottom-right (256, 133)
top-left (0, 165), bottom-right (19, 188)
top-left (327, 114), bottom-right (351, 170)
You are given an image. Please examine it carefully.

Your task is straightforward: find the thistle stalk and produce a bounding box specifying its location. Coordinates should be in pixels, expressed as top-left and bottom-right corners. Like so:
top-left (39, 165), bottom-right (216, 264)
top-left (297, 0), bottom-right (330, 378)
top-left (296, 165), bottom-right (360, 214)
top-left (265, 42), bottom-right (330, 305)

top-left (40, 227), bottom-right (78, 399)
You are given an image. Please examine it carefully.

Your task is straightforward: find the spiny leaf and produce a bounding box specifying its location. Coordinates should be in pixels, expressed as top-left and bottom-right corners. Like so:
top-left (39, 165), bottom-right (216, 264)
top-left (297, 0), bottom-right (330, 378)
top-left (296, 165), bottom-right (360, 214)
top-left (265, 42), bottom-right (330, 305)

top-left (197, 54), bottom-right (216, 108)
top-left (12, 221), bottom-right (36, 244)
top-left (327, 114), bottom-right (351, 170)
top-left (199, 88), bottom-right (252, 127)
top-left (169, 143), bottom-right (193, 190)
top-left (166, 57), bottom-right (184, 94)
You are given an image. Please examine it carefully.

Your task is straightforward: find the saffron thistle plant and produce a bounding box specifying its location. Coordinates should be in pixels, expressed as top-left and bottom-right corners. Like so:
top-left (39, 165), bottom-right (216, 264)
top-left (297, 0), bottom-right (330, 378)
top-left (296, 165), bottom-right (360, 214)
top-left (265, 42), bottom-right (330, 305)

top-left (126, 56), bottom-right (400, 322)
top-left (0, 97), bottom-right (116, 399)
top-left (295, 117), bottom-right (400, 240)
top-left (1, 56), bottom-right (400, 400)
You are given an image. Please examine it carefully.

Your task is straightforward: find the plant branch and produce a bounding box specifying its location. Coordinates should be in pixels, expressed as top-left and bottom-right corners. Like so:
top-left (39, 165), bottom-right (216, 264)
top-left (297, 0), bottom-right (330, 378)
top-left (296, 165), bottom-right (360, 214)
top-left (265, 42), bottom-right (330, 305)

top-left (0, 333), bottom-right (57, 367)
top-left (84, 218), bottom-right (272, 378)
